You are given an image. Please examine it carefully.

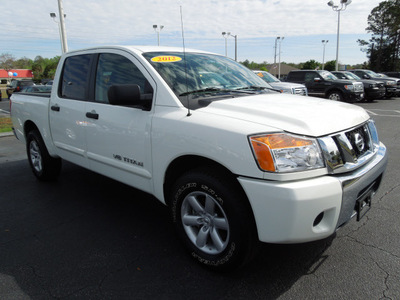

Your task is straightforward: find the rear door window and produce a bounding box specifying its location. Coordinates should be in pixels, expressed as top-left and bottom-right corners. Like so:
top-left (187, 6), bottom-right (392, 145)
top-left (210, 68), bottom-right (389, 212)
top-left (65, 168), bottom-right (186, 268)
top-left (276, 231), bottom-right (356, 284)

top-left (60, 54), bottom-right (92, 100)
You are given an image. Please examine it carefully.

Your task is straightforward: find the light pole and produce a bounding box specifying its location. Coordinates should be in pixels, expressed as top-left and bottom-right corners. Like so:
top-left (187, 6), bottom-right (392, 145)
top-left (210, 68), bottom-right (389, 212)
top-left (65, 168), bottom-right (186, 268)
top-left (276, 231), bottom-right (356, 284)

top-left (222, 32), bottom-right (237, 61)
top-left (50, 0), bottom-right (68, 54)
top-left (321, 40), bottom-right (329, 70)
top-left (278, 37), bottom-right (284, 79)
top-left (153, 25), bottom-right (164, 46)
top-left (50, 13), bottom-right (63, 53)
top-left (327, 0), bottom-right (352, 71)
top-left (274, 37), bottom-right (280, 64)
top-left (222, 32), bottom-right (230, 57)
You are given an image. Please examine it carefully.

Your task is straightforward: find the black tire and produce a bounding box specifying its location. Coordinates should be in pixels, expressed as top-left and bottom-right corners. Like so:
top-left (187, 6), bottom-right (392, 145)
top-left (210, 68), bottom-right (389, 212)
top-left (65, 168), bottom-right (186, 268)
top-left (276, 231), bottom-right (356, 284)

top-left (170, 168), bottom-right (257, 271)
top-left (327, 91), bottom-right (344, 102)
top-left (26, 130), bottom-right (61, 181)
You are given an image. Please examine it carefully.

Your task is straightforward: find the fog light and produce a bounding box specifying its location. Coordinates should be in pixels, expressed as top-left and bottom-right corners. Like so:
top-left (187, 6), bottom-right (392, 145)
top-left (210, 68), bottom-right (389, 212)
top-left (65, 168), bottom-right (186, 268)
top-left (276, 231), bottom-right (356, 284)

top-left (313, 212), bottom-right (324, 227)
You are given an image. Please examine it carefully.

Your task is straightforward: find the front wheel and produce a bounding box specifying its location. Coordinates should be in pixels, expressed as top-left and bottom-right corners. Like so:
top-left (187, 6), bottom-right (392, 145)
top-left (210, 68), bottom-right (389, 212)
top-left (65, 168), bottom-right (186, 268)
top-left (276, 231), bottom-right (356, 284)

top-left (170, 169), bottom-right (257, 271)
top-left (327, 91), bottom-right (344, 102)
top-left (26, 130), bottom-right (61, 181)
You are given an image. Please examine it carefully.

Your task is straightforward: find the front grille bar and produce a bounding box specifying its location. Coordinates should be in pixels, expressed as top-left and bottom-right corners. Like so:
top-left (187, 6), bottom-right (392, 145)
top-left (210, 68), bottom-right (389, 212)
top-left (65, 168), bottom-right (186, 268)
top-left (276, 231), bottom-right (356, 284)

top-left (318, 121), bottom-right (377, 174)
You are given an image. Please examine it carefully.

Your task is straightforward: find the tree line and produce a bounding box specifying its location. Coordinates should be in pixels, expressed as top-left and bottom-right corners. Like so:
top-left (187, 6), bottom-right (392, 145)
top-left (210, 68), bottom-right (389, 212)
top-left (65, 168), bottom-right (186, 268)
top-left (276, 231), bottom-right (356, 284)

top-left (0, 53), bottom-right (60, 83)
top-left (358, 0), bottom-right (400, 71)
top-left (240, 59), bottom-right (367, 72)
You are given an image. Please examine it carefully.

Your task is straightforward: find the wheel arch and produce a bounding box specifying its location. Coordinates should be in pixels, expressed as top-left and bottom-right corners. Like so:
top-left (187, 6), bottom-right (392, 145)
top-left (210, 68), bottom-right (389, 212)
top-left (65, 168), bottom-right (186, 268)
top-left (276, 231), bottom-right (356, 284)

top-left (163, 155), bottom-right (248, 209)
top-left (23, 120), bottom-right (39, 138)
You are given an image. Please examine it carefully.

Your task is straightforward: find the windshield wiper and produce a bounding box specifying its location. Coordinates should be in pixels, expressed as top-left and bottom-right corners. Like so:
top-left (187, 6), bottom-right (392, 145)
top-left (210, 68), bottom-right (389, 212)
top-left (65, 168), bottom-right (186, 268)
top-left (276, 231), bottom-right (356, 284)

top-left (179, 87), bottom-right (227, 96)
top-left (235, 86), bottom-right (282, 93)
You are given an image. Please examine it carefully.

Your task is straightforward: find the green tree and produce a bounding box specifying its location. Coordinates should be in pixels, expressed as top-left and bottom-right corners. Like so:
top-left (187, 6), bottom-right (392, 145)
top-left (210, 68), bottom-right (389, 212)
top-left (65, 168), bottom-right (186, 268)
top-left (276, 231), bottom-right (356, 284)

top-left (358, 0), bottom-right (400, 71)
top-left (14, 57), bottom-right (33, 69)
top-left (302, 59), bottom-right (320, 70)
top-left (323, 60), bottom-right (336, 71)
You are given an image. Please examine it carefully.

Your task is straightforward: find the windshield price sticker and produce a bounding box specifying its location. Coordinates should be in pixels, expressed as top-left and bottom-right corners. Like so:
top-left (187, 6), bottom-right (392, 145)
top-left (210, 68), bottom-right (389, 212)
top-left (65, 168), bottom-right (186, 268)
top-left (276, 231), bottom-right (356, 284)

top-left (151, 56), bottom-right (182, 63)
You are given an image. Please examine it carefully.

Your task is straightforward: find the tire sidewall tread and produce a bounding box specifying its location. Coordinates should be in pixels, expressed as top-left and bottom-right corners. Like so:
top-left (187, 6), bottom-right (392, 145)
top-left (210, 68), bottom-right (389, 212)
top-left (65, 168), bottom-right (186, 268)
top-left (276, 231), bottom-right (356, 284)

top-left (170, 168), bottom-right (256, 271)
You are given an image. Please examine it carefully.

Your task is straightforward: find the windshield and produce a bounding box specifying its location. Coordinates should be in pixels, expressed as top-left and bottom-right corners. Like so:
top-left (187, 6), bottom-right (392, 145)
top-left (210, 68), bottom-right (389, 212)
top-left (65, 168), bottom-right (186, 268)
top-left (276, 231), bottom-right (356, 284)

top-left (143, 52), bottom-right (273, 108)
top-left (344, 72), bottom-right (361, 80)
top-left (319, 71), bottom-right (338, 81)
top-left (365, 70), bottom-right (379, 77)
top-left (254, 71), bottom-right (280, 83)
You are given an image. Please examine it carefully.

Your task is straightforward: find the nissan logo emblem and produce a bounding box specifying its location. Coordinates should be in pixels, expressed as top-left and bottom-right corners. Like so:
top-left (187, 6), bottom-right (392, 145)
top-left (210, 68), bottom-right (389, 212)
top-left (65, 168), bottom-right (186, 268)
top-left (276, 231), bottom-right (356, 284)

top-left (354, 133), bottom-right (365, 152)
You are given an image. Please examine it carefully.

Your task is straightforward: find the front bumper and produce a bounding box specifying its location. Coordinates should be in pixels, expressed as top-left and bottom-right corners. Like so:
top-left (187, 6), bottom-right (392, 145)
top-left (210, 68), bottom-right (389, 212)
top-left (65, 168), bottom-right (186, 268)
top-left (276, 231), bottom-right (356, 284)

top-left (365, 88), bottom-right (385, 100)
top-left (238, 142), bottom-right (387, 244)
top-left (385, 87), bottom-right (397, 96)
top-left (344, 91), bottom-right (364, 102)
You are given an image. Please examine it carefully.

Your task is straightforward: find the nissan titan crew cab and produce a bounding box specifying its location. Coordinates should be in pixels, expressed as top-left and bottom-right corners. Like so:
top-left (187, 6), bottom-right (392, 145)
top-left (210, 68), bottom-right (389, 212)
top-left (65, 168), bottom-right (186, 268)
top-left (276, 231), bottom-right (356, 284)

top-left (10, 46), bottom-right (388, 271)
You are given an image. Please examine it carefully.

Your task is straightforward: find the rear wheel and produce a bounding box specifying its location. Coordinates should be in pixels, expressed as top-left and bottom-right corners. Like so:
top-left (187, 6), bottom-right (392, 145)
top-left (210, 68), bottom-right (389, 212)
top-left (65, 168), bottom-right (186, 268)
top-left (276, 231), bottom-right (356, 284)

top-left (26, 130), bottom-right (61, 181)
top-left (170, 168), bottom-right (257, 271)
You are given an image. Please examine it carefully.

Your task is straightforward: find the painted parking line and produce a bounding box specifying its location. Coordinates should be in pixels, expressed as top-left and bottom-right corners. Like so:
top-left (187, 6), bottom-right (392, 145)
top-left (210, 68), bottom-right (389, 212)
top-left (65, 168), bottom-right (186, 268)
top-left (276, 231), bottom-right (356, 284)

top-left (0, 109), bottom-right (10, 114)
top-left (366, 109), bottom-right (400, 117)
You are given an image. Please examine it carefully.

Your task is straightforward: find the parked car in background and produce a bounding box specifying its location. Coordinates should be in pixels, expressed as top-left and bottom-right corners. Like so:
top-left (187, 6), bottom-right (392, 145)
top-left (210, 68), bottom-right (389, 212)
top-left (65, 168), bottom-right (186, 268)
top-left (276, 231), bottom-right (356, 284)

top-left (253, 70), bottom-right (308, 96)
top-left (332, 71), bottom-right (385, 102)
top-left (45, 80), bottom-right (54, 86)
top-left (6, 79), bottom-right (34, 98)
top-left (349, 69), bottom-right (399, 98)
top-left (383, 71), bottom-right (400, 79)
top-left (285, 70), bottom-right (364, 103)
top-left (21, 85), bottom-right (52, 93)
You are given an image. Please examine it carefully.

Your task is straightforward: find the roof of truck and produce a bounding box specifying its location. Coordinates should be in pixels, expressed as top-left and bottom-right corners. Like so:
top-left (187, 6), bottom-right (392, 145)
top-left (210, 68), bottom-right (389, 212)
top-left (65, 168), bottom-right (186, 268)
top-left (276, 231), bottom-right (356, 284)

top-left (65, 45), bottom-right (215, 56)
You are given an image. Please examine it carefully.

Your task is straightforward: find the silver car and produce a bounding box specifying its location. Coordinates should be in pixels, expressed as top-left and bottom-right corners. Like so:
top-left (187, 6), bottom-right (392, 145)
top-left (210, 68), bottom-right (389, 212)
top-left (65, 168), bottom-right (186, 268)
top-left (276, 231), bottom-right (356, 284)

top-left (254, 70), bottom-right (308, 96)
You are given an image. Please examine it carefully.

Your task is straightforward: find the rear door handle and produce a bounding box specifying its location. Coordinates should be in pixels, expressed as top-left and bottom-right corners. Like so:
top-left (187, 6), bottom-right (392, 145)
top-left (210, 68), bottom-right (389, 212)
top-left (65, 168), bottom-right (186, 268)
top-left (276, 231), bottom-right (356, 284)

top-left (51, 105), bottom-right (60, 112)
top-left (86, 111), bottom-right (99, 120)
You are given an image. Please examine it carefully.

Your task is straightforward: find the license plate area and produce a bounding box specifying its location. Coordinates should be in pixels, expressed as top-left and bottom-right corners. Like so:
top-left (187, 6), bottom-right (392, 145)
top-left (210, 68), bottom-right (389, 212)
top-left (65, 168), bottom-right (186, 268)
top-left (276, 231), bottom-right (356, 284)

top-left (355, 192), bottom-right (372, 221)
top-left (354, 180), bottom-right (377, 221)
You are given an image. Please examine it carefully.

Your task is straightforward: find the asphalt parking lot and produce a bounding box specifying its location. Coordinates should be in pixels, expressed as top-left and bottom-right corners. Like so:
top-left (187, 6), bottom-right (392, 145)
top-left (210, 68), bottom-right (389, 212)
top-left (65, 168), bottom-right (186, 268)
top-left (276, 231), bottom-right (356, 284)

top-left (0, 97), bottom-right (399, 299)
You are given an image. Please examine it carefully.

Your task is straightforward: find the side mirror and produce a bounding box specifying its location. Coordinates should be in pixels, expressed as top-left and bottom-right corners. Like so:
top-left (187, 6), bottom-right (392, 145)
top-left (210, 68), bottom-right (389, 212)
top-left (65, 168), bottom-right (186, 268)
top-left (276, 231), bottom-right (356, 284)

top-left (363, 74), bottom-right (370, 79)
top-left (314, 77), bottom-right (322, 82)
top-left (108, 84), bottom-right (151, 110)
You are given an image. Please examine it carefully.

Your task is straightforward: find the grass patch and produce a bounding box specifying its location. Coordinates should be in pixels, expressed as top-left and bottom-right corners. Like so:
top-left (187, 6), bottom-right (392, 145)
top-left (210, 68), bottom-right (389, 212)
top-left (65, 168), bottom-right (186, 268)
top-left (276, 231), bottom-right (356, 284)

top-left (0, 116), bottom-right (12, 133)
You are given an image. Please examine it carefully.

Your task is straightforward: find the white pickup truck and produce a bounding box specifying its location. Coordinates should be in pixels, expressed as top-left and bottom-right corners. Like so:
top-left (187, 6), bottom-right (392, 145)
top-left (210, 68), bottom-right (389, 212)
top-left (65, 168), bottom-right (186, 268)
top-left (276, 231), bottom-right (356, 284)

top-left (11, 46), bottom-right (387, 271)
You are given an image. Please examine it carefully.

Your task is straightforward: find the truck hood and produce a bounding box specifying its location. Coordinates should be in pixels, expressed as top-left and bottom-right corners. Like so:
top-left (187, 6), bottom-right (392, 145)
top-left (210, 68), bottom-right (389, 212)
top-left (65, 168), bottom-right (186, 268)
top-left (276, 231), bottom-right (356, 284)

top-left (199, 94), bottom-right (370, 137)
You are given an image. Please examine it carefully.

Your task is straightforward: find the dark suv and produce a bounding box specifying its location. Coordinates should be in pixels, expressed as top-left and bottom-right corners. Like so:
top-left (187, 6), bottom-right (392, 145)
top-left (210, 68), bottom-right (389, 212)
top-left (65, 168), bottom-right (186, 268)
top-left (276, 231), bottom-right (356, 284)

top-left (382, 71), bottom-right (400, 79)
top-left (332, 71), bottom-right (385, 101)
top-left (6, 79), bottom-right (34, 98)
top-left (349, 69), bottom-right (399, 98)
top-left (285, 70), bottom-right (364, 103)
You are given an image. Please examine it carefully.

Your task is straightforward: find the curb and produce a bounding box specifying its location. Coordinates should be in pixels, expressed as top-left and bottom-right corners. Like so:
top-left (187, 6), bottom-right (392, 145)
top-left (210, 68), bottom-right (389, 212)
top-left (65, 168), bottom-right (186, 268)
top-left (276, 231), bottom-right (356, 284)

top-left (0, 132), bottom-right (14, 138)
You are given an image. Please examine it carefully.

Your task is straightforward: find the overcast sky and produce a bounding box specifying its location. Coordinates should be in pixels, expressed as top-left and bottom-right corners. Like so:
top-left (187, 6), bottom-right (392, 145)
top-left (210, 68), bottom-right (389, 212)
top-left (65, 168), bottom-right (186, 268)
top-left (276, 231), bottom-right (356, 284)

top-left (1, 0), bottom-right (384, 65)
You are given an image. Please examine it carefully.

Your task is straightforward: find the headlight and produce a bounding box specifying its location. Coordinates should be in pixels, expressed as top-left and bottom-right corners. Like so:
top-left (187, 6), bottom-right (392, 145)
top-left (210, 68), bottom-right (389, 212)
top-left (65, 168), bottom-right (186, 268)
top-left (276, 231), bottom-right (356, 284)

top-left (249, 133), bottom-right (325, 173)
top-left (369, 83), bottom-right (378, 89)
top-left (344, 84), bottom-right (354, 91)
top-left (280, 88), bottom-right (292, 94)
top-left (386, 81), bottom-right (396, 86)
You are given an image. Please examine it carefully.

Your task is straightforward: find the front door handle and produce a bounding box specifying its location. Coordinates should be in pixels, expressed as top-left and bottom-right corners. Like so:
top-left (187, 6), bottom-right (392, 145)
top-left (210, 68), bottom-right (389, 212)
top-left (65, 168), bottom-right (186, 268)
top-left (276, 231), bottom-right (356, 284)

top-left (86, 111), bottom-right (99, 120)
top-left (51, 105), bottom-right (60, 112)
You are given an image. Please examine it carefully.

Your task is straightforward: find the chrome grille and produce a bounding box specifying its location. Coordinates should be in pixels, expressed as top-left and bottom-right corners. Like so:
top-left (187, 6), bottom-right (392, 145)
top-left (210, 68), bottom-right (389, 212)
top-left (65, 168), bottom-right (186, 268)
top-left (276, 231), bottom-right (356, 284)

top-left (318, 120), bottom-right (379, 174)
top-left (354, 82), bottom-right (364, 93)
top-left (344, 125), bottom-right (371, 156)
top-left (293, 87), bottom-right (308, 96)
